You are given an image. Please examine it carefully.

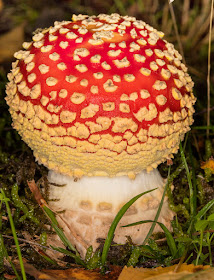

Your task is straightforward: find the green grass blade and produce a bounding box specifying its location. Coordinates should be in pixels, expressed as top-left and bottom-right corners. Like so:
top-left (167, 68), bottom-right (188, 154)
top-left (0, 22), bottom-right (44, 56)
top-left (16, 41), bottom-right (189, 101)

top-left (195, 199), bottom-right (214, 221)
top-left (0, 234), bottom-right (21, 280)
top-left (1, 189), bottom-right (27, 280)
top-left (180, 142), bottom-right (195, 234)
top-left (143, 166), bottom-right (171, 245)
top-left (123, 219), bottom-right (177, 257)
top-left (42, 205), bottom-right (84, 265)
top-left (43, 205), bottom-right (76, 252)
top-left (152, 222), bottom-right (177, 258)
top-left (180, 142), bottom-right (194, 215)
top-left (50, 246), bottom-right (86, 267)
top-left (188, 141), bottom-right (197, 216)
top-left (101, 188), bottom-right (157, 266)
top-left (192, 126), bottom-right (214, 130)
top-left (38, 252), bottom-right (57, 265)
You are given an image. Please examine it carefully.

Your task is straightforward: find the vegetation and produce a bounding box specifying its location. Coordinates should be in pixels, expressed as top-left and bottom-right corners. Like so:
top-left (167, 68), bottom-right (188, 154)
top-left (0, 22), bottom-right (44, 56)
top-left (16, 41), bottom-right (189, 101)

top-left (0, 0), bottom-right (214, 279)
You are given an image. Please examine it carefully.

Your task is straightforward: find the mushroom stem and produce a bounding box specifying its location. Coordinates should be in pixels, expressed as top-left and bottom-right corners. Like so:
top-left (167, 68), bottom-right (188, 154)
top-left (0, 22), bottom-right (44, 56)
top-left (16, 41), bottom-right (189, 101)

top-left (47, 169), bottom-right (174, 257)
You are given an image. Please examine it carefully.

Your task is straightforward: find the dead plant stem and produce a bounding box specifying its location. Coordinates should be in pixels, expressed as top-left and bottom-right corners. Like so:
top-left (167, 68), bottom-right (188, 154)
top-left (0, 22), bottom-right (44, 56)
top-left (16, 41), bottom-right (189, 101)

top-left (206, 0), bottom-right (214, 138)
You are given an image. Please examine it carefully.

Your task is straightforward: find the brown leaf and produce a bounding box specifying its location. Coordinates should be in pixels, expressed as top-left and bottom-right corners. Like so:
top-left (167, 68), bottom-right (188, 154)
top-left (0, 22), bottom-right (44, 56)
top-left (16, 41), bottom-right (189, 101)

top-left (0, 23), bottom-right (25, 62)
top-left (118, 263), bottom-right (211, 280)
top-left (145, 268), bottom-right (214, 280)
top-left (27, 180), bottom-right (48, 207)
top-left (3, 274), bottom-right (17, 280)
top-left (43, 266), bottom-right (121, 280)
top-left (24, 264), bottom-right (122, 280)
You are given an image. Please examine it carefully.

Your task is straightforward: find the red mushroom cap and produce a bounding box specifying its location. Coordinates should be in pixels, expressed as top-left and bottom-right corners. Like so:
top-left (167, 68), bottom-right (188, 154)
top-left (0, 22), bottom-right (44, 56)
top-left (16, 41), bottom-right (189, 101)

top-left (6, 13), bottom-right (196, 178)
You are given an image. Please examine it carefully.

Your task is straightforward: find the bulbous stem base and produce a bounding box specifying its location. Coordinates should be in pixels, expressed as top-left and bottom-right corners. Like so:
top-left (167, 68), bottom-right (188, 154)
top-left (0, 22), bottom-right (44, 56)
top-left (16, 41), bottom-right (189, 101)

top-left (47, 169), bottom-right (174, 257)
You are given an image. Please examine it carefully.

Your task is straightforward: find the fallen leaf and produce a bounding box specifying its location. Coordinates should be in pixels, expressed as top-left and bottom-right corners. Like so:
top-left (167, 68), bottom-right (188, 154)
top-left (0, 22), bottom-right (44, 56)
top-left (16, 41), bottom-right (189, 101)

top-left (145, 268), bottom-right (214, 280)
top-left (42, 266), bottom-right (121, 280)
top-left (201, 158), bottom-right (214, 174)
top-left (23, 263), bottom-right (122, 280)
top-left (118, 263), bottom-right (211, 280)
top-left (27, 180), bottom-right (48, 207)
top-left (3, 274), bottom-right (17, 280)
top-left (0, 23), bottom-right (25, 62)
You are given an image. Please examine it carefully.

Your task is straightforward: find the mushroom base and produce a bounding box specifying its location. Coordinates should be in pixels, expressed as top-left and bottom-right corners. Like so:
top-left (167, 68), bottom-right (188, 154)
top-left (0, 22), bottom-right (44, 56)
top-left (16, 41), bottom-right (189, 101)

top-left (47, 169), bottom-right (174, 257)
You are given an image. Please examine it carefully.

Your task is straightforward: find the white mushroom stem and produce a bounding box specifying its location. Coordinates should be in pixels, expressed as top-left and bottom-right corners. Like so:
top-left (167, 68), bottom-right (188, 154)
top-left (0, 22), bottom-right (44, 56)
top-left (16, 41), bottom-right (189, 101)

top-left (47, 169), bottom-right (174, 257)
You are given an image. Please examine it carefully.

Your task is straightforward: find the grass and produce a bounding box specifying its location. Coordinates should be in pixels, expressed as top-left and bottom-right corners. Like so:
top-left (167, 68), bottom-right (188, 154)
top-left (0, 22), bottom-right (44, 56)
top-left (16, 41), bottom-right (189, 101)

top-left (2, 138), bottom-right (211, 274)
top-left (2, 138), bottom-right (214, 276)
top-left (142, 166), bottom-right (171, 246)
top-left (179, 142), bottom-right (195, 223)
top-left (0, 189), bottom-right (27, 280)
top-left (0, 139), bottom-right (214, 275)
top-left (101, 188), bottom-right (157, 268)
top-left (42, 204), bottom-right (85, 266)
top-left (0, 0), bottom-right (214, 278)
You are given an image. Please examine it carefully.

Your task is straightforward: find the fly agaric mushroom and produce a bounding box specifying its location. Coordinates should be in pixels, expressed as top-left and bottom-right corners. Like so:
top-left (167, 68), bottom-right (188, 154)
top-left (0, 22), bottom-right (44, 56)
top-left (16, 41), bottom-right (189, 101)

top-left (5, 13), bottom-right (196, 256)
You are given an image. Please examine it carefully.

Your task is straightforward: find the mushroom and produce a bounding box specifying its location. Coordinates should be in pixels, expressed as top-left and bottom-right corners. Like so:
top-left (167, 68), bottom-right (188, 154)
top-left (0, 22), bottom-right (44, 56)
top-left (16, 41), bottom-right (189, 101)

top-left (5, 13), bottom-right (196, 257)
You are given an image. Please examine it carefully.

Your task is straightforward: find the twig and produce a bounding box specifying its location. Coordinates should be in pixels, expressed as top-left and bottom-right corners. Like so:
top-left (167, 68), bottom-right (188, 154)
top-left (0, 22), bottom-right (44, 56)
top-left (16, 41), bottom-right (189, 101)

top-left (206, 0), bottom-right (214, 138)
top-left (194, 106), bottom-right (214, 116)
top-left (174, 249), bottom-right (188, 272)
top-left (155, 229), bottom-right (214, 244)
top-left (2, 234), bottom-right (59, 252)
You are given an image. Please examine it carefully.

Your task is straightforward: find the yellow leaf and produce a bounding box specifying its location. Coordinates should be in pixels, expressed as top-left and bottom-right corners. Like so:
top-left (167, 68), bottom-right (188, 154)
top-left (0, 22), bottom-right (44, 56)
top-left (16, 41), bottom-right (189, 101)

top-left (201, 158), bottom-right (214, 174)
top-left (118, 264), bottom-right (210, 280)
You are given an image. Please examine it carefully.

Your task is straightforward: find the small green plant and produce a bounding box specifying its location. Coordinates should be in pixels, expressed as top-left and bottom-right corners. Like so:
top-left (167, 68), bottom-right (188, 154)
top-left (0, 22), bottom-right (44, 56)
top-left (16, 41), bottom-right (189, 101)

top-left (121, 142), bottom-right (214, 268)
top-left (0, 189), bottom-right (27, 280)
